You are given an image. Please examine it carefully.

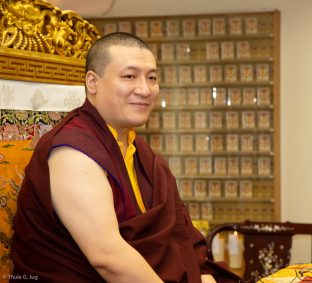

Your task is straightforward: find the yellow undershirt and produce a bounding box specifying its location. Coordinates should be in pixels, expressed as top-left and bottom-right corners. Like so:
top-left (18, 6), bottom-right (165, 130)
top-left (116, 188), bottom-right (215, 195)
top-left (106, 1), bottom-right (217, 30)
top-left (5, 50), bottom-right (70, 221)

top-left (107, 125), bottom-right (146, 213)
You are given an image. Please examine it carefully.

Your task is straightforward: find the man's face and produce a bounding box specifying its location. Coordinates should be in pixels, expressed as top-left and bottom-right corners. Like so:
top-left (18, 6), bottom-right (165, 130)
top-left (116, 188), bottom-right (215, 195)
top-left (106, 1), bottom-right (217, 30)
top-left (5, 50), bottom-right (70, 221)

top-left (86, 45), bottom-right (159, 133)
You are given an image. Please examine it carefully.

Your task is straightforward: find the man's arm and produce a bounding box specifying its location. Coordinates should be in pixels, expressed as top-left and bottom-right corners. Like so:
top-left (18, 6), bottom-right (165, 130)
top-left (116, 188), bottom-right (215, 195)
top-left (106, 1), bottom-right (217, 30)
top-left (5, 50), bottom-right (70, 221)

top-left (48, 146), bottom-right (163, 283)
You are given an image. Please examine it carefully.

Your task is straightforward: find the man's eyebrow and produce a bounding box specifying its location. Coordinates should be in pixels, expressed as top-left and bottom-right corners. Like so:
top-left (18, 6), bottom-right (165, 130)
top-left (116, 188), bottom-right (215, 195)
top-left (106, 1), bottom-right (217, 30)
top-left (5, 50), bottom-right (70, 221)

top-left (147, 68), bottom-right (158, 74)
top-left (122, 66), bottom-right (158, 73)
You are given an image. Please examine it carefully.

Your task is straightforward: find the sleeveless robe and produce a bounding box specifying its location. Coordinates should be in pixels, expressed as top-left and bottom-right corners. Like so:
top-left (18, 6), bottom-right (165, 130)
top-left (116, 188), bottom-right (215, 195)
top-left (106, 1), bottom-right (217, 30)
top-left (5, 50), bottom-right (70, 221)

top-left (11, 99), bottom-right (241, 283)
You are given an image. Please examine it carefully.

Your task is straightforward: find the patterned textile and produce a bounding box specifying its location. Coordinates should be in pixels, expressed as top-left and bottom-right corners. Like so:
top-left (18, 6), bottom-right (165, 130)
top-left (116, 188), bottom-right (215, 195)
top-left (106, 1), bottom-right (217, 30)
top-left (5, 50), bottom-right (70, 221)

top-left (0, 78), bottom-right (85, 112)
top-left (258, 264), bottom-right (312, 283)
top-left (0, 110), bottom-right (67, 141)
top-left (0, 110), bottom-right (67, 282)
top-left (0, 140), bottom-right (34, 279)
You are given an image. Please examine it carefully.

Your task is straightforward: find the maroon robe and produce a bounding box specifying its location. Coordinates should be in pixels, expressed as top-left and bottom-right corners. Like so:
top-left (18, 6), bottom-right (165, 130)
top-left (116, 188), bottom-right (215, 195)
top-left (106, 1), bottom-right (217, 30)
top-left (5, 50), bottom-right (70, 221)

top-left (11, 100), bottom-right (241, 283)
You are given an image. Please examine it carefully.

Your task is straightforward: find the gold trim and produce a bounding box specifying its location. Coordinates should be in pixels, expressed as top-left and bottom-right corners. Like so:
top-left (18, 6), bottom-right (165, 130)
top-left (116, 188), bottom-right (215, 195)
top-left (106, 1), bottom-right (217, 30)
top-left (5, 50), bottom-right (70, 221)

top-left (0, 47), bottom-right (85, 84)
top-left (0, 0), bottom-right (100, 59)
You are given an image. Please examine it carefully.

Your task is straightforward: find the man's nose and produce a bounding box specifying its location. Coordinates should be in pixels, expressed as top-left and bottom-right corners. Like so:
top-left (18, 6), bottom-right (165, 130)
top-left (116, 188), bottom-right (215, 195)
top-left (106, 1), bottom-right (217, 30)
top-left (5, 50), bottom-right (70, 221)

top-left (135, 77), bottom-right (151, 96)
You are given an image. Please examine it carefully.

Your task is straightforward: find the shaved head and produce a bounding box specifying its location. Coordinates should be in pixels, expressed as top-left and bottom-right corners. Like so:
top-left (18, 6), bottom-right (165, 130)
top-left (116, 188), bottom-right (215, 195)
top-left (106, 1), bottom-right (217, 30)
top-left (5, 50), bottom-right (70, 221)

top-left (86, 32), bottom-right (152, 76)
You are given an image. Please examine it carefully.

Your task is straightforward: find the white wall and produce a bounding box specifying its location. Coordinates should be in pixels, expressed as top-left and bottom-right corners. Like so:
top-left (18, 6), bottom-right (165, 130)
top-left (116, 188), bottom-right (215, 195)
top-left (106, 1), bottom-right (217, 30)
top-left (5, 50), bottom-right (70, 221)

top-left (105, 0), bottom-right (312, 262)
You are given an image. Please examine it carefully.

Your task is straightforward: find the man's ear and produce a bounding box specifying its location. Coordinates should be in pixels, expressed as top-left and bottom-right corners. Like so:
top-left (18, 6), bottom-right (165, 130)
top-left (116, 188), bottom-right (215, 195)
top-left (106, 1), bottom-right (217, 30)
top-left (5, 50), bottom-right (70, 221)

top-left (85, 71), bottom-right (98, 95)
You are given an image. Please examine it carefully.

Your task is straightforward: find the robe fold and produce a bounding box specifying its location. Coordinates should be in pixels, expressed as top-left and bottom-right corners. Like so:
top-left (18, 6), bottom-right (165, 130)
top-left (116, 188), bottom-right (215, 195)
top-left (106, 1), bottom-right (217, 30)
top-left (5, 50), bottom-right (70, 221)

top-left (11, 100), bottom-right (241, 283)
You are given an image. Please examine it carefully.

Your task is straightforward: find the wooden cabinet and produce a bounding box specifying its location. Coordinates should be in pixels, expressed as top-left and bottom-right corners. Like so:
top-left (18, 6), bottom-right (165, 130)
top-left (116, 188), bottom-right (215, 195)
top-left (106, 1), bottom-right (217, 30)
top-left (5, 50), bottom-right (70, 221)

top-left (89, 11), bottom-right (280, 233)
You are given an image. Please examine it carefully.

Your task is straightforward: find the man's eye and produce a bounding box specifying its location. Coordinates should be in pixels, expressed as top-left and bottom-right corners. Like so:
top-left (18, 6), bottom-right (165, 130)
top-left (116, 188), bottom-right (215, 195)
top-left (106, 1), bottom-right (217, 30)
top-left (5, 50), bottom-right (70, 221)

top-left (123, 74), bottom-right (135, 79)
top-left (148, 76), bottom-right (157, 81)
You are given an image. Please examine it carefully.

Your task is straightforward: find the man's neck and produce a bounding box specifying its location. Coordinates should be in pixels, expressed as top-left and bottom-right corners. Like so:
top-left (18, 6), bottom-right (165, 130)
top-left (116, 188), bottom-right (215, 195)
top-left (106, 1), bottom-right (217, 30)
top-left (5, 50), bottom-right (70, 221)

top-left (107, 124), bottom-right (130, 158)
top-left (115, 129), bottom-right (129, 146)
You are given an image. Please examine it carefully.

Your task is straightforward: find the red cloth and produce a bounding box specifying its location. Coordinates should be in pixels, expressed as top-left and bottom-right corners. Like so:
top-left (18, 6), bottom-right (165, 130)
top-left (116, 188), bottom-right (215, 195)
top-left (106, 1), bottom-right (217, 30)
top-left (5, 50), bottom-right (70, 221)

top-left (11, 100), bottom-right (241, 283)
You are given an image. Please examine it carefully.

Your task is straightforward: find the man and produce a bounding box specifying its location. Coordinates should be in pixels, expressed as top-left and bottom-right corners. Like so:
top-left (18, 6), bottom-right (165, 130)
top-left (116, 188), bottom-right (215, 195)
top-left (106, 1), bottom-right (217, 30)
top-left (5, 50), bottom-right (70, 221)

top-left (11, 32), bottom-right (241, 283)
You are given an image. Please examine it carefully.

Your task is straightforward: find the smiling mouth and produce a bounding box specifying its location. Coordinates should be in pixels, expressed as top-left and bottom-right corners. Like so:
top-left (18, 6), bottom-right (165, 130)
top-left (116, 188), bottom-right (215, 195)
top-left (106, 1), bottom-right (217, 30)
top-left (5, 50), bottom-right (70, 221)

top-left (130, 102), bottom-right (150, 107)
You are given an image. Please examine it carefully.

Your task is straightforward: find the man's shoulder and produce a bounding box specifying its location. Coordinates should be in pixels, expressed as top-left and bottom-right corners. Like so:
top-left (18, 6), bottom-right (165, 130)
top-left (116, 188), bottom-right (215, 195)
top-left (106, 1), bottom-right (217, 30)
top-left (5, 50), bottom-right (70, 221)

top-left (52, 117), bottom-right (105, 152)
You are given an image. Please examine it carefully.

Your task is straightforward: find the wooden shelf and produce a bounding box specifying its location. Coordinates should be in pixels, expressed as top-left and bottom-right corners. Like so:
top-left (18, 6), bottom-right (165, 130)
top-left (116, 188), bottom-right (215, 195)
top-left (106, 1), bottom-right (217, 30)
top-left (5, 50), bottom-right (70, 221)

top-left (152, 151), bottom-right (274, 157)
top-left (157, 57), bottom-right (274, 65)
top-left (137, 128), bottom-right (274, 134)
top-left (183, 197), bottom-right (275, 203)
top-left (144, 33), bottom-right (275, 43)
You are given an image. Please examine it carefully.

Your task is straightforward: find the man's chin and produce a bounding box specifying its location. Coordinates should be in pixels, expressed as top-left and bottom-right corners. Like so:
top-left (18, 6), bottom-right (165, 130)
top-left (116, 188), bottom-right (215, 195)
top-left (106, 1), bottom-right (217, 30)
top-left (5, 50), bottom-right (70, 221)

top-left (133, 122), bottom-right (147, 129)
top-left (128, 115), bottom-right (149, 126)
top-left (131, 119), bottom-right (148, 129)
